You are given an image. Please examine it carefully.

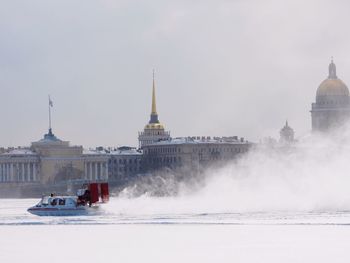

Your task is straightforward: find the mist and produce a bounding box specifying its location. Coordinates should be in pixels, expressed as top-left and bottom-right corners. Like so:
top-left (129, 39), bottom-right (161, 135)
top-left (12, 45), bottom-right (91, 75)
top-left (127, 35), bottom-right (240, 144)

top-left (106, 123), bottom-right (350, 215)
top-left (1, 0), bottom-right (350, 147)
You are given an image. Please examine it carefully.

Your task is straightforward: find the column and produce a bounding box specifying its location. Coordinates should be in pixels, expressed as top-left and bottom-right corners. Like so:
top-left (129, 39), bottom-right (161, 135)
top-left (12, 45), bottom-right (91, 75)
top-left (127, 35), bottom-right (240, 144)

top-left (17, 163), bottom-right (20, 182)
top-left (89, 162), bottom-right (92, 180)
top-left (4, 164), bottom-right (6, 182)
top-left (95, 162), bottom-right (100, 180)
top-left (33, 164), bottom-right (37, 181)
top-left (5, 163), bottom-right (8, 182)
top-left (27, 163), bottom-right (31, 182)
top-left (95, 162), bottom-right (98, 180)
top-left (10, 163), bottom-right (14, 182)
top-left (84, 162), bottom-right (87, 180)
top-left (7, 163), bottom-right (12, 182)
top-left (99, 162), bottom-right (103, 180)
top-left (105, 162), bottom-right (108, 180)
top-left (22, 163), bottom-right (25, 182)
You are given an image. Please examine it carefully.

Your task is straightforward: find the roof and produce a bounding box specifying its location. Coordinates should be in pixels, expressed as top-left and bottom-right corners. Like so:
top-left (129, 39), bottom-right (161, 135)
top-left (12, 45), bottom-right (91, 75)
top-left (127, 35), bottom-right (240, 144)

top-left (83, 149), bottom-right (107, 155)
top-left (109, 148), bottom-right (142, 155)
top-left (37, 129), bottom-right (62, 143)
top-left (317, 78), bottom-right (349, 97)
top-left (83, 147), bottom-right (142, 156)
top-left (316, 61), bottom-right (349, 97)
top-left (1, 148), bottom-right (38, 156)
top-left (32, 129), bottom-right (70, 147)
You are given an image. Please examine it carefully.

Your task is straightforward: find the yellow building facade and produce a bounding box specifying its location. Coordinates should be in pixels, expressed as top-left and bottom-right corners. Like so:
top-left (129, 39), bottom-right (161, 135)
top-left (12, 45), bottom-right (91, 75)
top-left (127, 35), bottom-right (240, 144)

top-left (0, 129), bottom-right (108, 185)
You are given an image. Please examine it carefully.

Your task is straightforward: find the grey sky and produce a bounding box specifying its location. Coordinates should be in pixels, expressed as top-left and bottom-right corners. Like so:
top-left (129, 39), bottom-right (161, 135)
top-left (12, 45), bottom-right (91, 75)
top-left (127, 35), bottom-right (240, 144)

top-left (1, 0), bottom-right (349, 147)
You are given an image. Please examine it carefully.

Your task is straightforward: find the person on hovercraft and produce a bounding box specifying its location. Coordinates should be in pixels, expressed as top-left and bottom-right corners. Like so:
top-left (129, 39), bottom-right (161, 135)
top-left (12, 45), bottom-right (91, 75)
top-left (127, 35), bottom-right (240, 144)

top-left (77, 188), bottom-right (91, 207)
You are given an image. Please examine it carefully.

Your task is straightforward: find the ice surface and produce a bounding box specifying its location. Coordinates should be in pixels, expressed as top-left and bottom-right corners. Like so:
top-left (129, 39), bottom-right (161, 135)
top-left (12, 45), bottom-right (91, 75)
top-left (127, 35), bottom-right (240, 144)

top-left (3, 198), bottom-right (350, 226)
top-left (1, 199), bottom-right (350, 263)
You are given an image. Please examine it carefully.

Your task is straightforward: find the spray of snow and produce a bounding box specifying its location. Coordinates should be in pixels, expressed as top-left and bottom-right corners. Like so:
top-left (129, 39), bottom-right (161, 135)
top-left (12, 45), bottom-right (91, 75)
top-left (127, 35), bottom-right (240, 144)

top-left (105, 124), bottom-right (350, 215)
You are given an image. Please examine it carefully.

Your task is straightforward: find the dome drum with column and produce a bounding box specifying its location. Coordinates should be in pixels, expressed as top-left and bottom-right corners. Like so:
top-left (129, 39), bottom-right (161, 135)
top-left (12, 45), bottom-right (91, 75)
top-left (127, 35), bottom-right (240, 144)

top-left (144, 123), bottom-right (165, 130)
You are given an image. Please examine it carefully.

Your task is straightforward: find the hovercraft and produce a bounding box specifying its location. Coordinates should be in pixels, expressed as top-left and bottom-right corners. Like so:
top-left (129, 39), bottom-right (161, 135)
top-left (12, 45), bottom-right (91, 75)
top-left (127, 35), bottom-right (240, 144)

top-left (27, 183), bottom-right (109, 216)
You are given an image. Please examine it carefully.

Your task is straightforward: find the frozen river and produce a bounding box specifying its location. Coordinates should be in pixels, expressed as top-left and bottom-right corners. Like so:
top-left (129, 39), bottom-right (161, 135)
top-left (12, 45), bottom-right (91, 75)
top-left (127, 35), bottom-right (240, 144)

top-left (1, 198), bottom-right (350, 263)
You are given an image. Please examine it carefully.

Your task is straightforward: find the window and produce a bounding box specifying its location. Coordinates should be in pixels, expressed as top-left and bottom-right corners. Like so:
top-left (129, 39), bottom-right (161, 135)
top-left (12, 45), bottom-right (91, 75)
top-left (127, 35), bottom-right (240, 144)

top-left (51, 199), bottom-right (58, 206)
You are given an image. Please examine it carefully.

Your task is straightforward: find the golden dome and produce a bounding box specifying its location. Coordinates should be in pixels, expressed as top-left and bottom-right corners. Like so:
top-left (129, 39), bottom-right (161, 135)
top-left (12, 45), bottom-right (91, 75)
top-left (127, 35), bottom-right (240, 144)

top-left (317, 78), bottom-right (349, 97)
top-left (144, 123), bottom-right (165, 130)
top-left (316, 60), bottom-right (349, 97)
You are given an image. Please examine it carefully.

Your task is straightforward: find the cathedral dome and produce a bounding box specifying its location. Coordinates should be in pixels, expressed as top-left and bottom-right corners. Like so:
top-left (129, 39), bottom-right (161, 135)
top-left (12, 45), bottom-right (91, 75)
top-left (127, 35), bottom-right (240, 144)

top-left (311, 59), bottom-right (350, 132)
top-left (317, 78), bottom-right (349, 97)
top-left (316, 60), bottom-right (349, 103)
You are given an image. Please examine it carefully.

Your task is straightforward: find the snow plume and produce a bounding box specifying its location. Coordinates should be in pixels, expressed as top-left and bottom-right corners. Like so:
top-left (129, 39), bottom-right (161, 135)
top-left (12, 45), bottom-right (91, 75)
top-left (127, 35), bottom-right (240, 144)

top-left (108, 123), bottom-right (350, 214)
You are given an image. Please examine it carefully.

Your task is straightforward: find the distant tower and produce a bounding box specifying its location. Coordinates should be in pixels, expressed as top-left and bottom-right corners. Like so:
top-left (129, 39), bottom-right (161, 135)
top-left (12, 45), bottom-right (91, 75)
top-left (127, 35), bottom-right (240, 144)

top-left (138, 72), bottom-right (170, 148)
top-left (279, 121), bottom-right (295, 143)
top-left (311, 59), bottom-right (350, 132)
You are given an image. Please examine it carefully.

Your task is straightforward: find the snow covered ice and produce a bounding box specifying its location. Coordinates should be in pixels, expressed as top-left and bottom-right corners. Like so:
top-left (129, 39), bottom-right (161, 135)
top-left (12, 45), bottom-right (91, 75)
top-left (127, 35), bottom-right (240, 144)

top-left (1, 198), bottom-right (350, 263)
top-left (3, 130), bottom-right (350, 262)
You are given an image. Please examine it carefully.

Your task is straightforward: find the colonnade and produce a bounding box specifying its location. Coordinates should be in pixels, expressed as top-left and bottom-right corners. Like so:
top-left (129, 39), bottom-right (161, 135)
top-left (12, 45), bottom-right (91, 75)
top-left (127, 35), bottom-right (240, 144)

top-left (0, 162), bottom-right (38, 182)
top-left (84, 161), bottom-right (108, 181)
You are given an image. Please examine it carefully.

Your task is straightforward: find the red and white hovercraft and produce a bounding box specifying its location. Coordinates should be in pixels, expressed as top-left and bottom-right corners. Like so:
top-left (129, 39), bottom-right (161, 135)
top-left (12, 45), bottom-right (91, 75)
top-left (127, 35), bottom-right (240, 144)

top-left (27, 183), bottom-right (109, 216)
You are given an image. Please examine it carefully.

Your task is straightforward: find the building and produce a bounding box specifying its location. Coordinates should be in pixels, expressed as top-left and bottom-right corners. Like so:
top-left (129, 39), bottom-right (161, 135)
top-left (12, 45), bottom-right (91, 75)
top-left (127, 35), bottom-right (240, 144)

top-left (83, 146), bottom-right (142, 186)
top-left (91, 146), bottom-right (142, 184)
top-left (0, 128), bottom-right (109, 187)
top-left (311, 60), bottom-right (350, 132)
top-left (279, 121), bottom-right (295, 143)
top-left (138, 73), bottom-right (170, 148)
top-left (142, 136), bottom-right (252, 174)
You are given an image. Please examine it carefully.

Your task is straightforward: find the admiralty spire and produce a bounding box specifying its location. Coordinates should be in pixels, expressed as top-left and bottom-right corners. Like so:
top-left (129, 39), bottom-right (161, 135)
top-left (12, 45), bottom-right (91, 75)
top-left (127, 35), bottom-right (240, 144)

top-left (138, 71), bottom-right (170, 148)
top-left (150, 71), bottom-right (159, 123)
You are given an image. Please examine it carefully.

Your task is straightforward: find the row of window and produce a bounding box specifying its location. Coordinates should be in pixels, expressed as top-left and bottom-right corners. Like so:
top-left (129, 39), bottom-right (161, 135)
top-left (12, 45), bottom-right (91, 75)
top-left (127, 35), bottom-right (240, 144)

top-left (148, 156), bottom-right (182, 164)
top-left (141, 131), bottom-right (167, 136)
top-left (109, 158), bottom-right (141, 165)
top-left (112, 166), bottom-right (140, 173)
top-left (146, 147), bottom-right (181, 154)
top-left (318, 100), bottom-right (348, 105)
top-left (194, 147), bottom-right (247, 153)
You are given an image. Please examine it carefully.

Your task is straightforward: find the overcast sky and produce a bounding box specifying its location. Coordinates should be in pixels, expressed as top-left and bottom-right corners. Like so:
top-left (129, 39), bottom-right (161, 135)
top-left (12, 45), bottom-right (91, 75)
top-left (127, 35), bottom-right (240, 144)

top-left (1, 0), bottom-right (350, 148)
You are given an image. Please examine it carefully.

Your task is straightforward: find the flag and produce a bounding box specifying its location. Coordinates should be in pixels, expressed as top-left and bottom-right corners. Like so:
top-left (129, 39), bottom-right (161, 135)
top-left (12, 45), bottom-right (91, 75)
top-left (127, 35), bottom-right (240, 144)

top-left (49, 97), bottom-right (53, 107)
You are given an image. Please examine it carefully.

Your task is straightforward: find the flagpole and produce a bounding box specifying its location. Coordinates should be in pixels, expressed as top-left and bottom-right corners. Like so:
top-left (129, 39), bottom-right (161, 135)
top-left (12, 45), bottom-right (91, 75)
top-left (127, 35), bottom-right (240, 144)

top-left (48, 95), bottom-right (52, 131)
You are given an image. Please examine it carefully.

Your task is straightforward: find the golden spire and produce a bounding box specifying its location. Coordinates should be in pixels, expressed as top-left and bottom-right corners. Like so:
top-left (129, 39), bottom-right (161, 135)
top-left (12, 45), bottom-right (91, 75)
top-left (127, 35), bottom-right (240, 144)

top-left (151, 69), bottom-right (157, 114)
